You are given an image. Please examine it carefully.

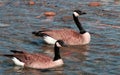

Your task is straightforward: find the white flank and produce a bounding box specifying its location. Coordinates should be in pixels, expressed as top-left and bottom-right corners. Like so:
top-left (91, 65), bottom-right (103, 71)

top-left (73, 12), bottom-right (79, 17)
top-left (12, 57), bottom-right (25, 67)
top-left (43, 36), bottom-right (57, 44)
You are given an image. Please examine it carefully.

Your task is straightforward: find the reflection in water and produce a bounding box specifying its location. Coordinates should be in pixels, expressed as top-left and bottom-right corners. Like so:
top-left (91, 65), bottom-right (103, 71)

top-left (3, 66), bottom-right (65, 75)
top-left (3, 67), bottom-right (43, 75)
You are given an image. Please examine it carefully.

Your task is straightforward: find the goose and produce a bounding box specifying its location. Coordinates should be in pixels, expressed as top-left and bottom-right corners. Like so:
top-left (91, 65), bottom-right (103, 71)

top-left (32, 10), bottom-right (91, 45)
top-left (0, 40), bottom-right (66, 69)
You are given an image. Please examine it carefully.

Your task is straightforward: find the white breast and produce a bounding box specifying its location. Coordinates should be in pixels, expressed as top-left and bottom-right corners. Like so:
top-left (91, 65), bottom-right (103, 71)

top-left (82, 32), bottom-right (91, 44)
top-left (53, 59), bottom-right (64, 67)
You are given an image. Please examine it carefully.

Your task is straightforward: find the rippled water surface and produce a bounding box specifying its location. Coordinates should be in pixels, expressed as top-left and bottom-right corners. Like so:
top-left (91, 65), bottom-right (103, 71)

top-left (0, 0), bottom-right (120, 75)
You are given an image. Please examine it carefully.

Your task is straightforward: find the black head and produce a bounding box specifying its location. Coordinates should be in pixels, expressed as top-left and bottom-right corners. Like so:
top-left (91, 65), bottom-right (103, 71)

top-left (55, 40), bottom-right (67, 47)
top-left (73, 10), bottom-right (86, 16)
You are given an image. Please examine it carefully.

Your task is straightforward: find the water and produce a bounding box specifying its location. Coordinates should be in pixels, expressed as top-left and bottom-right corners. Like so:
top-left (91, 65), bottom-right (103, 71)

top-left (0, 0), bottom-right (120, 75)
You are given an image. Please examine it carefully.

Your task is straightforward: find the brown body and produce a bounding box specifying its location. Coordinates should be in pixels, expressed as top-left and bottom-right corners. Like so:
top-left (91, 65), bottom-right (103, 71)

top-left (12, 51), bottom-right (63, 69)
top-left (40, 28), bottom-right (90, 45)
top-left (0, 40), bottom-right (65, 69)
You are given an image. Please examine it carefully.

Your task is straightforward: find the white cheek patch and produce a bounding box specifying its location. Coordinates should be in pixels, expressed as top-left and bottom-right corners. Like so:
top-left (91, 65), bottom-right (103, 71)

top-left (12, 57), bottom-right (25, 67)
top-left (56, 42), bottom-right (62, 47)
top-left (73, 12), bottom-right (79, 17)
top-left (43, 36), bottom-right (57, 44)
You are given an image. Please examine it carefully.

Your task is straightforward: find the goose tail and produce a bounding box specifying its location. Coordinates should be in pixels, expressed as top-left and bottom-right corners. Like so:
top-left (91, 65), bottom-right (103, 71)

top-left (32, 31), bottom-right (48, 37)
top-left (10, 50), bottom-right (24, 54)
top-left (0, 54), bottom-right (14, 58)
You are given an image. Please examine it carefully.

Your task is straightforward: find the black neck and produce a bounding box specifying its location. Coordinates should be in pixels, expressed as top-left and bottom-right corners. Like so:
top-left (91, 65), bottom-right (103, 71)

top-left (53, 44), bottom-right (61, 61)
top-left (73, 14), bottom-right (86, 34)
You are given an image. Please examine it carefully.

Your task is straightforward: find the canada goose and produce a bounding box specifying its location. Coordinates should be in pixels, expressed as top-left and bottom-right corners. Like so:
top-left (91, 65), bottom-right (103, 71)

top-left (32, 10), bottom-right (91, 45)
top-left (0, 40), bottom-right (66, 69)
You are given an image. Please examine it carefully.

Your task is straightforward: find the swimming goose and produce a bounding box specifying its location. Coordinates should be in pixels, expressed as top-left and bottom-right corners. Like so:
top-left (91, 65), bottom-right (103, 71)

top-left (32, 10), bottom-right (91, 45)
top-left (0, 40), bottom-right (65, 69)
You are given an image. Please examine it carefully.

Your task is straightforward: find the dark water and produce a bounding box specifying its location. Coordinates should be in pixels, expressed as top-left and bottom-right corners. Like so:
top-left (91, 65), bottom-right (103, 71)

top-left (0, 0), bottom-right (120, 75)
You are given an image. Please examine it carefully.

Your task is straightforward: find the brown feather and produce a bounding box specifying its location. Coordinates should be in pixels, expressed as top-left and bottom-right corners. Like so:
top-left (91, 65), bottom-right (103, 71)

top-left (8, 51), bottom-right (62, 69)
top-left (12, 52), bottom-right (52, 65)
top-left (0, 40), bottom-right (64, 69)
top-left (41, 28), bottom-right (84, 45)
top-left (0, 51), bottom-right (63, 69)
